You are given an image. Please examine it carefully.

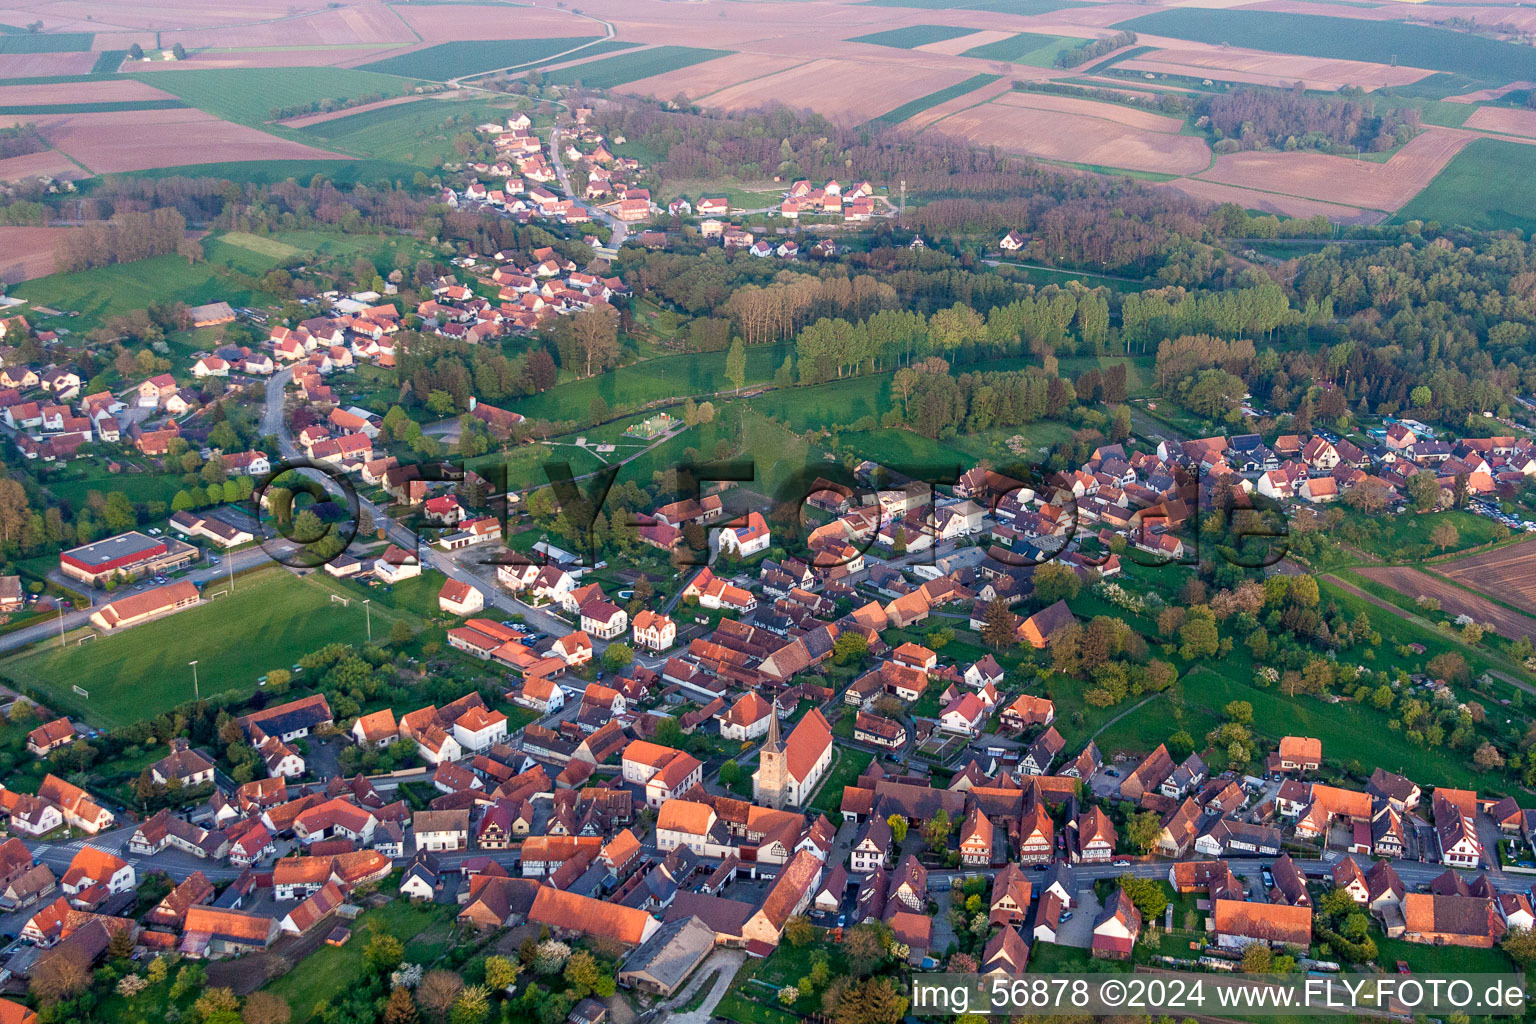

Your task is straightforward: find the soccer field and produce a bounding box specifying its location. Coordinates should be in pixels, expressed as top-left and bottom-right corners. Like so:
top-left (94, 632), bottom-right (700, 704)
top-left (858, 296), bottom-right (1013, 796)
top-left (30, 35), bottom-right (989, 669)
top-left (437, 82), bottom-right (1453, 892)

top-left (0, 568), bottom-right (418, 728)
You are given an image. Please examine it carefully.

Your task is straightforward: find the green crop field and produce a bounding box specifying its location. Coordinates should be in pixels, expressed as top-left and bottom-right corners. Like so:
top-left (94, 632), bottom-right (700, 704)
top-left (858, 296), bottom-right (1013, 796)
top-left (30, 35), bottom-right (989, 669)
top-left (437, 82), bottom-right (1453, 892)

top-left (1113, 9), bottom-right (1536, 85)
top-left (1395, 138), bottom-right (1536, 233)
top-left (0, 568), bottom-right (422, 728)
top-left (128, 66), bottom-right (418, 126)
top-left (0, 99), bottom-right (185, 115)
top-left (9, 253), bottom-right (278, 330)
top-left (867, 73), bottom-right (1000, 126)
top-left (961, 31), bottom-right (1080, 66)
top-left (543, 46), bottom-right (734, 89)
top-left (0, 73), bottom-right (117, 87)
top-left (359, 37), bottom-right (598, 79)
top-left (0, 32), bottom-right (92, 53)
top-left (848, 24), bottom-right (982, 49)
top-left (118, 158), bottom-right (413, 186)
top-left (90, 50), bottom-right (125, 74)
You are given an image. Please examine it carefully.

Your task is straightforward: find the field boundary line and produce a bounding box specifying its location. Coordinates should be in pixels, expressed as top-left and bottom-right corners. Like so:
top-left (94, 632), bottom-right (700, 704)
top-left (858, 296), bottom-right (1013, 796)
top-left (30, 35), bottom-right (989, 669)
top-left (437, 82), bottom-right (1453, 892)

top-left (692, 59), bottom-right (816, 103)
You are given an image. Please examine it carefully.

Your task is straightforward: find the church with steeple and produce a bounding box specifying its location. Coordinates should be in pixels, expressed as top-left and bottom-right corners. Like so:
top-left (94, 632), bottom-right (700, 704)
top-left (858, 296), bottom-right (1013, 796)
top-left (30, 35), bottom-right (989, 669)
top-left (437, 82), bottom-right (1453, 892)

top-left (752, 702), bottom-right (833, 809)
top-left (753, 699), bottom-right (788, 809)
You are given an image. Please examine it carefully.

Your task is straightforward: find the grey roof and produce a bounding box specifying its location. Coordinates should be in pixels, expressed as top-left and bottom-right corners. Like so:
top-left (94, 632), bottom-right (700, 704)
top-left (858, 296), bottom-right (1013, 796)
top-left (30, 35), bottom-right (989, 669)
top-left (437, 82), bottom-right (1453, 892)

top-left (619, 914), bottom-right (716, 990)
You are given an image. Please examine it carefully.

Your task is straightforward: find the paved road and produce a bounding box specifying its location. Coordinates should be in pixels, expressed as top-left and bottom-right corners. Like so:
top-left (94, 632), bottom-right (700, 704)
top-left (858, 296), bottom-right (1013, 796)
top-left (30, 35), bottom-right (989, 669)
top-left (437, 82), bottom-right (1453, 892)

top-left (548, 123), bottom-right (628, 254)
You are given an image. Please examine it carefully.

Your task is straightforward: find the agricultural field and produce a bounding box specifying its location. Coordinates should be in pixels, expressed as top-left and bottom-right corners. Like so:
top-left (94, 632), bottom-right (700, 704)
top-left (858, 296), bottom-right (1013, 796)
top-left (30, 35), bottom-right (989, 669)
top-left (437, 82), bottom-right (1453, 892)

top-left (698, 58), bottom-right (977, 125)
top-left (0, 568), bottom-right (419, 729)
top-left (0, 225), bottom-right (74, 283)
top-left (1113, 10), bottom-right (1536, 86)
top-left (1395, 138), bottom-right (1536, 233)
top-left (1115, 43), bottom-right (1432, 93)
top-left (127, 66), bottom-right (420, 126)
top-left (1354, 566), bottom-right (1536, 643)
top-left (0, 32), bottom-right (93, 53)
top-left (926, 89), bottom-right (1211, 176)
top-left (1161, 178), bottom-right (1382, 225)
top-left (0, 148), bottom-right (84, 183)
top-left (0, 51), bottom-right (98, 77)
top-left (1463, 106), bottom-right (1536, 140)
top-left (1436, 536), bottom-right (1536, 619)
top-left (847, 25), bottom-right (982, 50)
top-left (861, 0), bottom-right (1086, 12)
top-left (541, 46), bottom-right (733, 90)
top-left (869, 73), bottom-right (1001, 128)
top-left (5, 107), bottom-right (347, 174)
top-left (1193, 127), bottom-right (1471, 215)
top-left (962, 32), bottom-right (1082, 67)
top-left (616, 52), bottom-right (804, 104)
top-left (0, 78), bottom-right (177, 106)
top-left (157, 6), bottom-right (414, 51)
top-left (359, 37), bottom-right (598, 80)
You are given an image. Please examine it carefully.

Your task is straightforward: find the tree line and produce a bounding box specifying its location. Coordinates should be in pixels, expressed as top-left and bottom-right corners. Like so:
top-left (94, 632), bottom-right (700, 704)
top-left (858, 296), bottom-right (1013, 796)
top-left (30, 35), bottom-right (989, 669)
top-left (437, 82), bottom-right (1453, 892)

top-left (53, 208), bottom-right (196, 273)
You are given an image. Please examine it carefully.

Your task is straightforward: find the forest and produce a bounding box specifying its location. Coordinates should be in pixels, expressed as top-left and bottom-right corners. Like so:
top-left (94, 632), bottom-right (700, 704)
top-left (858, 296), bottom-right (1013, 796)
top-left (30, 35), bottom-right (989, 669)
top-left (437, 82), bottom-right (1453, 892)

top-left (1203, 84), bottom-right (1422, 154)
top-left (0, 123), bottom-right (46, 160)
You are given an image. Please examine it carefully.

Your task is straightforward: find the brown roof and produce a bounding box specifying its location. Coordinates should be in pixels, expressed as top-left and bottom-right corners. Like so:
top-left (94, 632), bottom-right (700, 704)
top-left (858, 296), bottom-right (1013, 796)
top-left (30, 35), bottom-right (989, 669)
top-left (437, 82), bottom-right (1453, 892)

top-left (1211, 898), bottom-right (1311, 946)
top-left (1403, 893), bottom-right (1505, 940)
top-left (785, 709), bottom-right (832, 784)
top-left (757, 850), bottom-right (823, 931)
top-left (93, 580), bottom-right (199, 628)
top-left (528, 886), bottom-right (656, 945)
top-left (1019, 600), bottom-right (1075, 646)
top-left (183, 906), bottom-right (276, 943)
top-left (1279, 736), bottom-right (1322, 762)
top-left (657, 799), bottom-right (715, 836)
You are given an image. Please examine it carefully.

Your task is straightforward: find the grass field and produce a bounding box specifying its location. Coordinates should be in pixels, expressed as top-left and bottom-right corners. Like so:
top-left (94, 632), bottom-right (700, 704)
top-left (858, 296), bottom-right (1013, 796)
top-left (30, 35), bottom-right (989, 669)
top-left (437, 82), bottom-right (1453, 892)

top-left (0, 568), bottom-right (420, 728)
top-left (544, 46), bottom-right (734, 89)
top-left (265, 900), bottom-right (457, 1023)
top-left (45, 466), bottom-right (196, 511)
top-left (129, 67), bottom-right (418, 126)
top-left (360, 37), bottom-right (598, 80)
top-left (91, 50), bottom-right (124, 74)
top-left (848, 24), bottom-right (981, 49)
top-left (0, 99), bottom-right (185, 115)
top-left (961, 31), bottom-right (1080, 67)
top-left (9, 253), bottom-right (277, 330)
top-left (810, 747), bottom-right (873, 813)
top-left (867, 72), bottom-right (1001, 126)
top-left (1341, 508), bottom-right (1506, 560)
top-left (298, 98), bottom-right (509, 164)
top-left (0, 32), bottom-right (92, 53)
top-left (503, 342), bottom-right (791, 422)
top-left (1113, 9), bottom-right (1536, 86)
top-left (1178, 667), bottom-right (1490, 790)
top-left (1395, 138), bottom-right (1536, 233)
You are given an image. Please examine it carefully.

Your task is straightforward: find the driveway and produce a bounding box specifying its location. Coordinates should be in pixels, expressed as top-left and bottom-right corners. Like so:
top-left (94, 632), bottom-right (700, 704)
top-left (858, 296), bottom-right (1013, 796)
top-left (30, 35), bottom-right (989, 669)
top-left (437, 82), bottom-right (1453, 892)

top-left (662, 948), bottom-right (745, 1024)
top-left (1054, 885), bottom-right (1100, 949)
